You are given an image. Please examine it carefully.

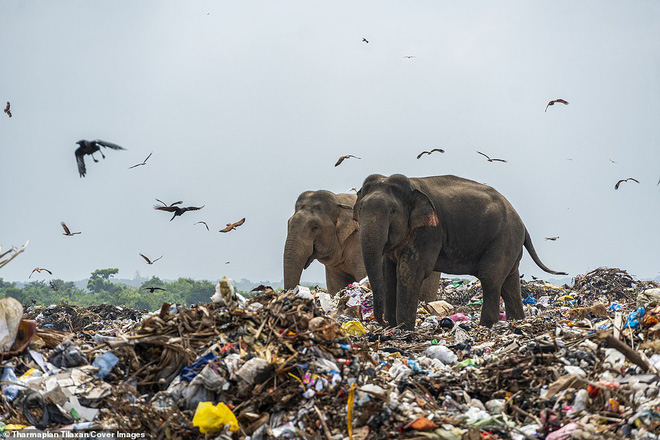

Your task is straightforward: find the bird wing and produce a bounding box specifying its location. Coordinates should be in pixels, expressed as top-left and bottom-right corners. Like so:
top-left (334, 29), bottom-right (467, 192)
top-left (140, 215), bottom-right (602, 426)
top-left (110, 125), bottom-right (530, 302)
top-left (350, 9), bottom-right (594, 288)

top-left (186, 205), bottom-right (204, 211)
top-left (29, 268), bottom-right (37, 278)
top-left (139, 253), bottom-right (152, 264)
top-left (75, 146), bottom-right (87, 177)
top-left (61, 222), bottom-right (71, 235)
top-left (233, 218), bottom-right (246, 227)
top-left (143, 152), bottom-right (153, 163)
top-left (195, 221), bottom-right (210, 230)
top-left (95, 139), bottom-right (125, 150)
top-left (154, 205), bottom-right (177, 212)
top-left (219, 225), bottom-right (233, 233)
top-left (431, 148), bottom-right (445, 154)
top-left (476, 151), bottom-right (490, 160)
top-left (155, 198), bottom-right (167, 206)
top-left (334, 156), bottom-right (345, 167)
top-left (128, 163), bottom-right (141, 169)
top-left (492, 158), bottom-right (507, 163)
top-left (152, 255), bottom-right (163, 263)
top-left (416, 151), bottom-right (427, 159)
top-left (557, 99), bottom-right (568, 105)
top-left (44, 268), bottom-right (52, 275)
top-left (614, 180), bottom-right (623, 190)
top-left (4, 102), bottom-right (8, 112)
top-left (347, 155), bottom-right (361, 159)
top-left (629, 178), bottom-right (640, 184)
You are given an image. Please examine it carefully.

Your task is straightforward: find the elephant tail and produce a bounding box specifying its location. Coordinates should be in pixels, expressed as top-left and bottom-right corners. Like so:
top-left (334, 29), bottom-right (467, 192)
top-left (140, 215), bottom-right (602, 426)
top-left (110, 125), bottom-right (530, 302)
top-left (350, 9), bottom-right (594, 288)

top-left (523, 228), bottom-right (568, 275)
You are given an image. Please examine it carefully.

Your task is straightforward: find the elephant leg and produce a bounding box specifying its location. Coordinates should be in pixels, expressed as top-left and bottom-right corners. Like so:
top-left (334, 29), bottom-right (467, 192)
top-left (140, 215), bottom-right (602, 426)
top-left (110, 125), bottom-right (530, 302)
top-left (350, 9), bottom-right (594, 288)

top-left (382, 257), bottom-right (398, 327)
top-left (325, 267), bottom-right (353, 295)
top-left (501, 268), bottom-right (525, 321)
top-left (479, 278), bottom-right (504, 327)
top-left (395, 253), bottom-right (426, 330)
top-left (419, 271), bottom-right (441, 302)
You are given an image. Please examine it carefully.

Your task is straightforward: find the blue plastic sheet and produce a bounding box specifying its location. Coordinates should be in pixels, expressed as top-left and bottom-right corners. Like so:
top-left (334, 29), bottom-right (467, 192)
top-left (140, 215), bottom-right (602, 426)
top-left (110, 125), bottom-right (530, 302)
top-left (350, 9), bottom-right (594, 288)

top-left (180, 352), bottom-right (217, 382)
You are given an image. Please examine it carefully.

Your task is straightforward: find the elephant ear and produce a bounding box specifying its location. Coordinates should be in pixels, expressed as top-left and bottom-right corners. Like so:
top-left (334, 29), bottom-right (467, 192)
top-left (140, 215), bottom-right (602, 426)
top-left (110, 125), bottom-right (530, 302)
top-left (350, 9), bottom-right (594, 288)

top-left (336, 203), bottom-right (359, 245)
top-left (410, 189), bottom-right (439, 229)
top-left (352, 189), bottom-right (362, 221)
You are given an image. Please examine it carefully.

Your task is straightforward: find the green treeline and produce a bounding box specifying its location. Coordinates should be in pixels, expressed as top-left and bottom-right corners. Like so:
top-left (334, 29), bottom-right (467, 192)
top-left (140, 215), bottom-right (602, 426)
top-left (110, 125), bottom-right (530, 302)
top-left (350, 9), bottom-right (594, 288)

top-left (0, 268), bottom-right (218, 311)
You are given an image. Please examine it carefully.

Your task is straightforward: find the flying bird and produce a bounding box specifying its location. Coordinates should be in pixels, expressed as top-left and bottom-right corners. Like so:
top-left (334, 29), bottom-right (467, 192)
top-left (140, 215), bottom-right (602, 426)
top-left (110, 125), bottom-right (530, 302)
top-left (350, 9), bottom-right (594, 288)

top-left (220, 218), bottom-right (246, 233)
top-left (545, 236), bottom-right (559, 241)
top-left (29, 267), bottom-right (53, 278)
top-left (49, 281), bottom-right (58, 291)
top-left (335, 155), bottom-right (361, 167)
top-left (128, 152), bottom-right (153, 169)
top-left (609, 159), bottom-right (618, 164)
top-left (362, 38), bottom-right (369, 43)
top-left (545, 99), bottom-right (569, 112)
top-left (477, 151), bottom-right (507, 163)
top-left (416, 148), bottom-right (445, 159)
top-left (154, 199), bottom-right (203, 221)
top-left (614, 178), bottom-right (640, 190)
top-left (195, 221), bottom-right (210, 231)
top-left (4, 102), bottom-right (11, 118)
top-left (74, 139), bottom-right (126, 177)
top-left (347, 187), bottom-right (358, 193)
top-left (656, 178), bottom-right (659, 186)
top-left (403, 56), bottom-right (416, 58)
top-left (139, 253), bottom-right (163, 265)
top-left (143, 286), bottom-right (167, 293)
top-left (61, 222), bottom-right (81, 236)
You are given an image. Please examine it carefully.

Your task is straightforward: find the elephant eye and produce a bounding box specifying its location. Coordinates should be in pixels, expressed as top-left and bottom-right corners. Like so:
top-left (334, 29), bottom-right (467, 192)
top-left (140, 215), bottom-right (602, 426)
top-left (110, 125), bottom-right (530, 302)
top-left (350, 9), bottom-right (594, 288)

top-left (311, 226), bottom-right (320, 232)
top-left (390, 208), bottom-right (397, 214)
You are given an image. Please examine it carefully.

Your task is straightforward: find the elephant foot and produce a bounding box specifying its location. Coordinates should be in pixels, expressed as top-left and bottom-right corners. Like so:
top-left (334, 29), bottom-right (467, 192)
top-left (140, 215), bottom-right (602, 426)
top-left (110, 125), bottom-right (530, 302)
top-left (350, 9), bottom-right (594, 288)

top-left (479, 315), bottom-right (498, 328)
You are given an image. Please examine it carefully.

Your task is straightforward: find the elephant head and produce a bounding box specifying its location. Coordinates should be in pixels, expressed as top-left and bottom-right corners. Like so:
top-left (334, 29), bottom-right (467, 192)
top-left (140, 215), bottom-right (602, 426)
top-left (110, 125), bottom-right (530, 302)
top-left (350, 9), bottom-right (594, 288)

top-left (353, 174), bottom-right (439, 325)
top-left (283, 191), bottom-right (359, 290)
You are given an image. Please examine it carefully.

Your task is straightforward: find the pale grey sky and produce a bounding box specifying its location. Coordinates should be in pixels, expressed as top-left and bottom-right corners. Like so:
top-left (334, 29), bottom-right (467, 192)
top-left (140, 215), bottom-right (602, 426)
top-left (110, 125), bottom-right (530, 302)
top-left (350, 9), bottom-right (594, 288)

top-left (1, 1), bottom-right (659, 284)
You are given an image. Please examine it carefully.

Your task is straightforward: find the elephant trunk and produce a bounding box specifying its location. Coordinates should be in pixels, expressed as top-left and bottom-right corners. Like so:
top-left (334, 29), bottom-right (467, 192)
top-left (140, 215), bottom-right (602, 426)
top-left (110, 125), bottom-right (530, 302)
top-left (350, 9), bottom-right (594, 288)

top-left (283, 235), bottom-right (313, 290)
top-left (359, 214), bottom-right (390, 326)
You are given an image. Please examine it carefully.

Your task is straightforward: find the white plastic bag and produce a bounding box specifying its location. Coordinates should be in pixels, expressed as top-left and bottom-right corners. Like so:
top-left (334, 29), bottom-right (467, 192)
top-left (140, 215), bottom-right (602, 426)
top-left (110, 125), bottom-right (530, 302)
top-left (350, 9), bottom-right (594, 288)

top-left (0, 297), bottom-right (23, 351)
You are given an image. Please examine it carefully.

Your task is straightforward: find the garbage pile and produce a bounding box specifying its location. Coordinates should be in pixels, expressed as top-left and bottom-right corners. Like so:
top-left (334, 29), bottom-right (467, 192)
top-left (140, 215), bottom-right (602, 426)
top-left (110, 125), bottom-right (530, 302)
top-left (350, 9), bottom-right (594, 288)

top-left (1, 268), bottom-right (660, 439)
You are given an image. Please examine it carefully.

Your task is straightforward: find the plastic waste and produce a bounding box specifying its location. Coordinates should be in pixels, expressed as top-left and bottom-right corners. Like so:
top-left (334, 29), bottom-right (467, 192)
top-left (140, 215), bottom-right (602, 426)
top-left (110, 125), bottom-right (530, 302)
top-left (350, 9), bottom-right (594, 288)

top-left (0, 297), bottom-right (23, 351)
top-left (49, 340), bottom-right (88, 368)
top-left (449, 313), bottom-right (469, 322)
top-left (637, 288), bottom-right (660, 308)
top-left (92, 352), bottom-right (119, 379)
top-left (425, 345), bottom-right (458, 364)
top-left (192, 401), bottom-right (239, 433)
top-left (0, 366), bottom-right (20, 400)
top-left (317, 291), bottom-right (336, 312)
top-left (573, 389), bottom-right (589, 412)
top-left (236, 358), bottom-right (271, 385)
top-left (625, 307), bottom-right (645, 329)
top-left (546, 422), bottom-right (578, 440)
top-left (456, 358), bottom-right (477, 369)
top-left (342, 320), bottom-right (366, 336)
top-left (523, 296), bottom-right (537, 305)
top-left (293, 285), bottom-right (313, 300)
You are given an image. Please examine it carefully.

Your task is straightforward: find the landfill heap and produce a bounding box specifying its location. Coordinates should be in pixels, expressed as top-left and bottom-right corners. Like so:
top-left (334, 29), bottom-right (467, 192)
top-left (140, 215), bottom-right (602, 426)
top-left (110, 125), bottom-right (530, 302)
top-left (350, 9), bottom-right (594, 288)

top-left (1, 267), bottom-right (660, 439)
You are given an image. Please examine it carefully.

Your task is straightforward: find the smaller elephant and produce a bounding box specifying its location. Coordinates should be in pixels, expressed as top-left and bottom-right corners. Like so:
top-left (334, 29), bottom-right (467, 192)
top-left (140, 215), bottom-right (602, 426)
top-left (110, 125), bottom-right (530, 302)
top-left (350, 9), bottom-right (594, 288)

top-left (283, 190), bottom-right (440, 298)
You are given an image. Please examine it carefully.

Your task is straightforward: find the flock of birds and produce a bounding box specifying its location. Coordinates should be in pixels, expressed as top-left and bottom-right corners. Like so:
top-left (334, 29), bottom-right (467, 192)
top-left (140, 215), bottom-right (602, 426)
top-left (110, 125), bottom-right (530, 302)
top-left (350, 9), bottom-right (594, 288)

top-left (1, 100), bottom-right (247, 284)
top-left (2, 36), bottom-right (658, 286)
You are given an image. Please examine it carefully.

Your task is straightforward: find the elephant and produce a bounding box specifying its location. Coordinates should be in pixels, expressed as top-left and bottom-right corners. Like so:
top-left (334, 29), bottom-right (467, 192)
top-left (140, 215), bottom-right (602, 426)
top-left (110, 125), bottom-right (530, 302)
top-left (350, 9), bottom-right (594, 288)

top-left (353, 174), bottom-right (567, 329)
top-left (284, 190), bottom-right (441, 298)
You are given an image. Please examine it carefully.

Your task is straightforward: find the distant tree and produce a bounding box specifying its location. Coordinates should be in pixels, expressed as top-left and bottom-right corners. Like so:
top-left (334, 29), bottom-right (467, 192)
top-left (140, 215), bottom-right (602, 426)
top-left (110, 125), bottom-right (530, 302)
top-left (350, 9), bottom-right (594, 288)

top-left (87, 268), bottom-right (122, 294)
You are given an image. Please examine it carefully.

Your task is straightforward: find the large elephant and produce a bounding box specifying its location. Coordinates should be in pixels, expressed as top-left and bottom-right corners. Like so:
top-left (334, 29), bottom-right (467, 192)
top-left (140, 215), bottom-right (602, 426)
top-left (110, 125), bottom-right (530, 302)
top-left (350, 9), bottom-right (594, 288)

top-left (284, 190), bottom-right (441, 297)
top-left (353, 174), bottom-right (567, 329)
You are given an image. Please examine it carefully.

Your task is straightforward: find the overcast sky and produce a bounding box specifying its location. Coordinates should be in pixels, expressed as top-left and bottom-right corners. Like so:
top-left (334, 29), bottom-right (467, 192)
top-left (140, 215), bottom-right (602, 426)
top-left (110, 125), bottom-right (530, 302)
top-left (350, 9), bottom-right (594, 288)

top-left (1, 1), bottom-right (659, 285)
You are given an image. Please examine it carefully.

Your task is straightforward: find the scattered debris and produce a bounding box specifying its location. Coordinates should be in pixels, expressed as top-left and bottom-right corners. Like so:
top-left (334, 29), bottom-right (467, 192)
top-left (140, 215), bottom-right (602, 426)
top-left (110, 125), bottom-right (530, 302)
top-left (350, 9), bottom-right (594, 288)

top-left (1, 268), bottom-right (660, 439)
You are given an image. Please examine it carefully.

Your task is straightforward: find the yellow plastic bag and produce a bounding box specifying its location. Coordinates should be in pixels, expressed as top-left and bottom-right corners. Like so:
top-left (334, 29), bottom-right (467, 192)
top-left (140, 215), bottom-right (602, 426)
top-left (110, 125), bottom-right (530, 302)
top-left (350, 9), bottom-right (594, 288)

top-left (342, 320), bottom-right (366, 336)
top-left (192, 401), bottom-right (239, 433)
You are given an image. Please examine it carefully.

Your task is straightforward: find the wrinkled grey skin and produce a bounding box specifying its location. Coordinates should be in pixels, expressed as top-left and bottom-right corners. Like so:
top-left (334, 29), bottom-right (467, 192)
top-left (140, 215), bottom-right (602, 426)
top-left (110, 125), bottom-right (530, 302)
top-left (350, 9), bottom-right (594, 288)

top-left (354, 174), bottom-right (567, 329)
top-left (284, 190), bottom-right (441, 297)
